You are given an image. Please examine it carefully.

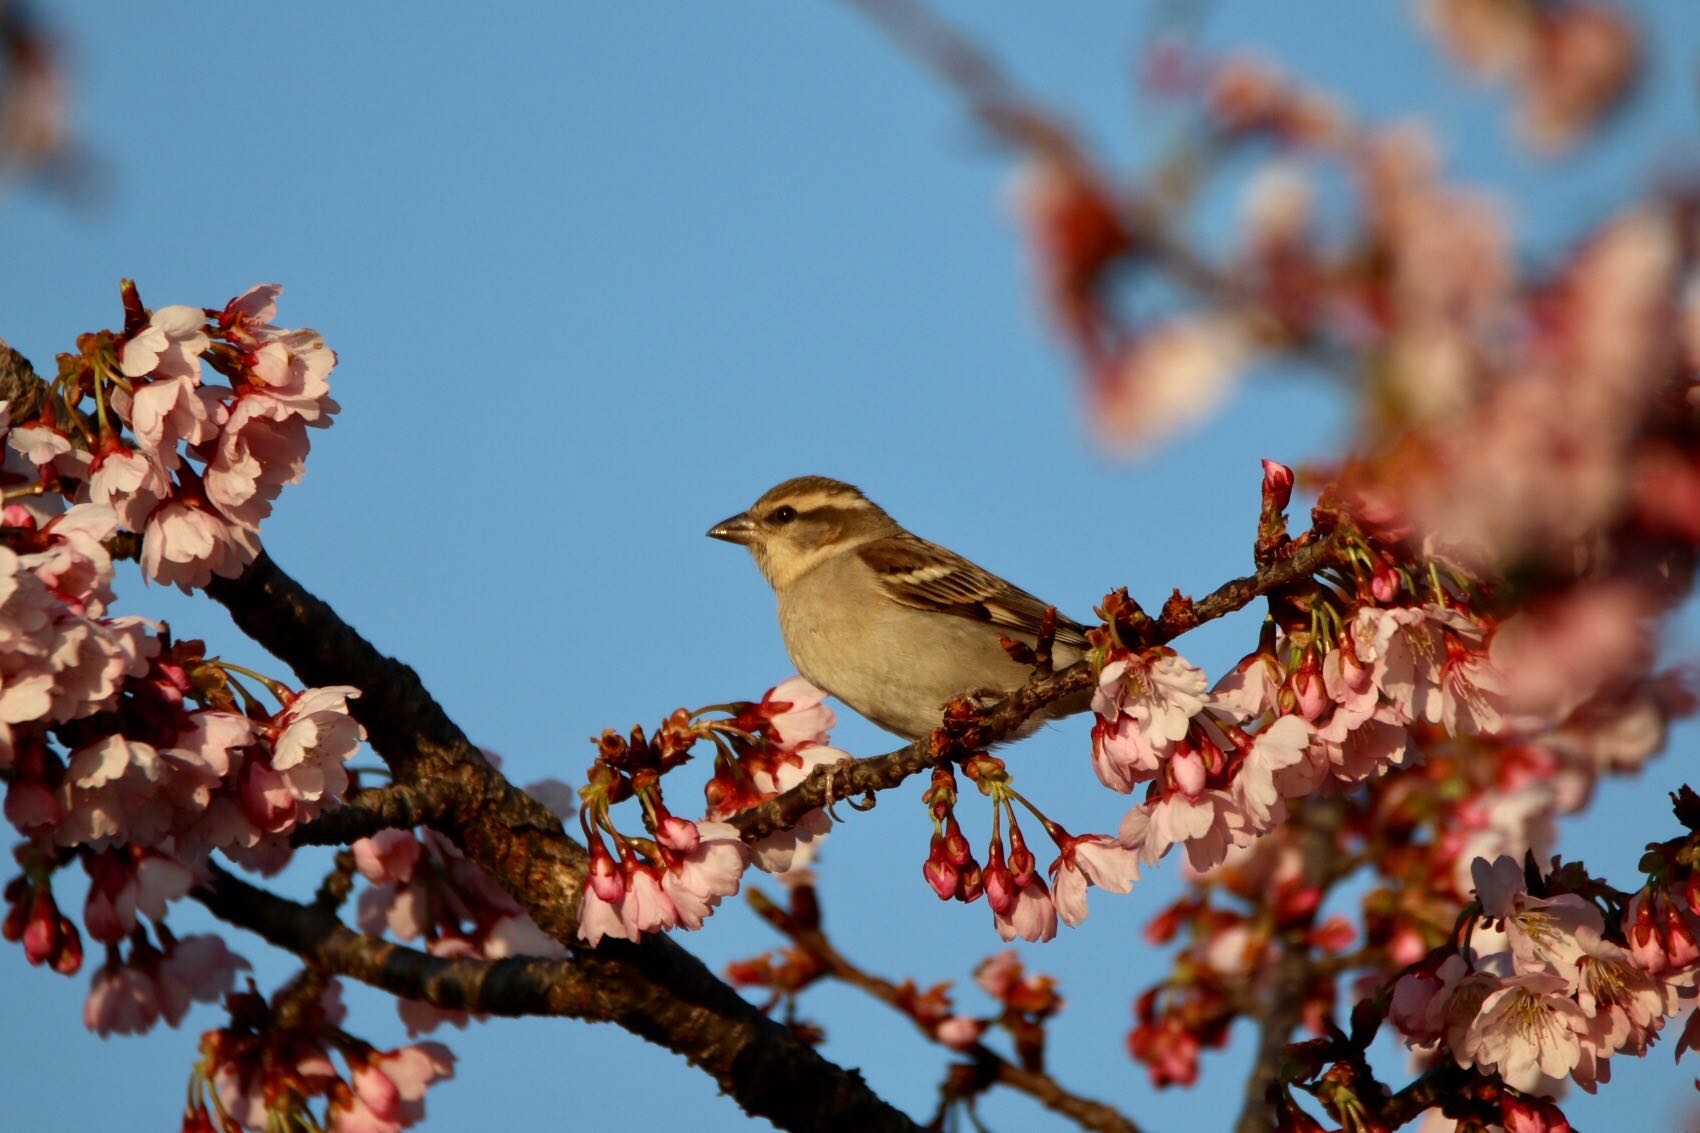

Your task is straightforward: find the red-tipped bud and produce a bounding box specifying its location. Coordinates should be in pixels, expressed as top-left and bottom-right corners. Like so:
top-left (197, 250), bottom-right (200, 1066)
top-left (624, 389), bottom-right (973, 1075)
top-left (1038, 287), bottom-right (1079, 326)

top-left (955, 862), bottom-right (985, 903)
top-left (656, 814), bottom-right (700, 855)
top-left (923, 857), bottom-right (959, 901)
top-left (1260, 459), bottom-right (1294, 513)
top-left (942, 819), bottom-right (973, 867)
top-left (1498, 1093), bottom-right (1573, 1132)
top-left (725, 958), bottom-right (772, 987)
top-left (1289, 652), bottom-right (1326, 720)
top-left (22, 891), bottom-right (60, 966)
top-left (1371, 564), bottom-right (1399, 603)
top-left (985, 862), bottom-right (1017, 915)
top-left (1007, 823), bottom-right (1037, 888)
top-left (588, 838), bottom-right (625, 903)
top-left (52, 918), bottom-right (82, 975)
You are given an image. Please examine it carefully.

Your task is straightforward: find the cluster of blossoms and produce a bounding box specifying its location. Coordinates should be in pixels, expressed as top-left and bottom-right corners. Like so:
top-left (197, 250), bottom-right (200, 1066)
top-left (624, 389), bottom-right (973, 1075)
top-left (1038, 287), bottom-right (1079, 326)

top-left (353, 782), bottom-right (570, 1036)
top-left (185, 979), bottom-right (454, 1133)
top-left (19, 280), bottom-right (338, 589)
top-left (0, 283), bottom-right (377, 1076)
top-left (1390, 854), bottom-right (1683, 1095)
top-left (575, 677), bottom-right (849, 946)
top-left (918, 753), bottom-right (1138, 943)
top-left (1417, 0), bottom-right (1639, 150)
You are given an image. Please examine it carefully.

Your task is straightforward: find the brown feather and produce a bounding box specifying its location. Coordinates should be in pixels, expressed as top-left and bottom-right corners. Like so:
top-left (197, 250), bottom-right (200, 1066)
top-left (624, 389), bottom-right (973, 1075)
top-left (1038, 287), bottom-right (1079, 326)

top-left (855, 532), bottom-right (1090, 648)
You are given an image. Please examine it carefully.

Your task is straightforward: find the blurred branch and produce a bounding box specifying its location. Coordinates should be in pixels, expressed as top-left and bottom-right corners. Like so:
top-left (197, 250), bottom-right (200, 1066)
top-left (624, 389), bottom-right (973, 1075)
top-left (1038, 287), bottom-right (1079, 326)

top-left (750, 888), bottom-right (1144, 1133)
top-left (1232, 795), bottom-right (1348, 1133)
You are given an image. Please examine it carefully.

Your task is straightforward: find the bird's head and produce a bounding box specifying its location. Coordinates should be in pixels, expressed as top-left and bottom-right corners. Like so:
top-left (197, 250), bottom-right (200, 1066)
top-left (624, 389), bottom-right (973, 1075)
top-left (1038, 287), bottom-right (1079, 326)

top-left (707, 476), bottom-right (897, 589)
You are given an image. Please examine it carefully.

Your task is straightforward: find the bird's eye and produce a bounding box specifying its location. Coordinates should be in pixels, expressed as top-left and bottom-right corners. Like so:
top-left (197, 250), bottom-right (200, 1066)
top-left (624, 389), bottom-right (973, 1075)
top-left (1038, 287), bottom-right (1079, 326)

top-left (769, 505), bottom-right (798, 525)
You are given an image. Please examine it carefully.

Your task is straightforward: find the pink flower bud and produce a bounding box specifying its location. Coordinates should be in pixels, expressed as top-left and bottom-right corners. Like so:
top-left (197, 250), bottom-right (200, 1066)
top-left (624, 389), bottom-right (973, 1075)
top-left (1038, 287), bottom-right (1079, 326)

top-left (1170, 748), bottom-right (1207, 797)
top-left (942, 820), bottom-right (972, 867)
top-left (1684, 872), bottom-right (1700, 919)
top-left (1008, 846), bottom-right (1037, 889)
top-left (955, 862), bottom-right (984, 903)
top-left (1290, 655), bottom-right (1326, 720)
top-left (1371, 565), bottom-right (1399, 603)
top-left (1498, 1093), bottom-right (1573, 1133)
top-left (22, 892), bottom-right (60, 966)
top-left (1260, 459), bottom-right (1294, 513)
top-left (923, 857), bottom-right (958, 901)
top-left (985, 862), bottom-right (1017, 915)
top-left (656, 814), bottom-right (700, 855)
top-left (934, 1016), bottom-right (986, 1051)
top-left (588, 840), bottom-right (625, 904)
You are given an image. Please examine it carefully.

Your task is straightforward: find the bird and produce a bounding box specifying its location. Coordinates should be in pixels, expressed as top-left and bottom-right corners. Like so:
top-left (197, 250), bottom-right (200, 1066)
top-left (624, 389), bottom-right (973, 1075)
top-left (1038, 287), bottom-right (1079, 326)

top-left (707, 475), bottom-right (1091, 741)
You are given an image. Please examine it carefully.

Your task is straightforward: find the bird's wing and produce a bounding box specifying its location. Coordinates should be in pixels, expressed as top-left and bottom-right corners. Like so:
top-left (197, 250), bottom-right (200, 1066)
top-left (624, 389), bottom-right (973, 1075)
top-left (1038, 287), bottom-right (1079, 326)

top-left (856, 533), bottom-right (1091, 649)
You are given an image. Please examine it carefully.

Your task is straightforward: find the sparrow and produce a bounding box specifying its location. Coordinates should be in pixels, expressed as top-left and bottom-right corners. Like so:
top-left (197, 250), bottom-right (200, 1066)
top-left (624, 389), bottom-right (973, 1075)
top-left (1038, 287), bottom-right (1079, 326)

top-left (707, 476), bottom-right (1090, 741)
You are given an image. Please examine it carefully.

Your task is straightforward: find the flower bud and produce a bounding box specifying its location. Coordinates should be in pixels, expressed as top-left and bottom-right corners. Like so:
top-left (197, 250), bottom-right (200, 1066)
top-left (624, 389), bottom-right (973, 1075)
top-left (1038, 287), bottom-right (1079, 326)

top-left (588, 839), bottom-right (625, 904)
top-left (955, 862), bottom-right (985, 903)
top-left (984, 862), bottom-right (1017, 915)
top-left (22, 891), bottom-right (62, 966)
top-left (656, 814), bottom-right (700, 855)
top-left (923, 857), bottom-right (959, 901)
top-left (1260, 459), bottom-right (1294, 514)
top-left (52, 918), bottom-right (82, 975)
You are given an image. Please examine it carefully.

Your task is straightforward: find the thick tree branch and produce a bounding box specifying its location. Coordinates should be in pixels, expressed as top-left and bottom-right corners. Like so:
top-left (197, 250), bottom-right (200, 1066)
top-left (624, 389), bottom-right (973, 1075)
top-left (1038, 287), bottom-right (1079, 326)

top-left (196, 862), bottom-right (617, 1020)
top-left (290, 781), bottom-right (459, 847)
top-left (3, 331), bottom-right (918, 1132)
top-left (204, 552), bottom-right (920, 1133)
top-left (730, 527), bottom-right (1350, 844)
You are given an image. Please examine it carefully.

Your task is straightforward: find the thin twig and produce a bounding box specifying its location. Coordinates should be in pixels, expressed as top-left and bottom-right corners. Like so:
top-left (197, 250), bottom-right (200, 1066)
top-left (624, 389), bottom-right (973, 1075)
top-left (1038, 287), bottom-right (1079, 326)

top-left (750, 889), bottom-right (1144, 1133)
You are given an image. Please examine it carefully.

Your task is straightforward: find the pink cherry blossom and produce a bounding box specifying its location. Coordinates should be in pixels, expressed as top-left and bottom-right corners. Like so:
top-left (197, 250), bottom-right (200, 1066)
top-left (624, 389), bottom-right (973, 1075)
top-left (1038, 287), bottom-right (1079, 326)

top-left (755, 675), bottom-right (836, 750)
top-left (88, 443), bottom-right (169, 531)
top-left (83, 961), bottom-right (160, 1036)
top-left (1090, 713), bottom-right (1162, 793)
top-left (661, 820), bottom-right (749, 930)
top-left (1048, 836), bottom-right (1140, 926)
top-left (1232, 714), bottom-right (1311, 828)
top-left (125, 375), bottom-right (223, 471)
top-left (353, 829), bottom-right (423, 886)
top-left (118, 304), bottom-right (209, 380)
top-left (140, 497), bottom-right (261, 591)
top-left (576, 884), bottom-right (628, 947)
top-left (201, 393), bottom-right (311, 528)
top-left (994, 875), bottom-right (1058, 943)
top-left (619, 863), bottom-right (679, 939)
top-left (1461, 972), bottom-right (1590, 1081)
top-left (1093, 649), bottom-right (1209, 746)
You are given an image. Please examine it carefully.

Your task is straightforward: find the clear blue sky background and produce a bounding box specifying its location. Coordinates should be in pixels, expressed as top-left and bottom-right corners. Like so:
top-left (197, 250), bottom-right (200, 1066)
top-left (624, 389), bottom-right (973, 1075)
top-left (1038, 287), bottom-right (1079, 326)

top-left (3, 2), bottom-right (1699, 1130)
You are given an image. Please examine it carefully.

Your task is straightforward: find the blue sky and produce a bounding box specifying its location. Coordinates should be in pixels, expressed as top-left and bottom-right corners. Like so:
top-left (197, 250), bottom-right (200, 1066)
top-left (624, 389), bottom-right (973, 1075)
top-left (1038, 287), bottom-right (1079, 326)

top-left (3, 2), bottom-right (1699, 1130)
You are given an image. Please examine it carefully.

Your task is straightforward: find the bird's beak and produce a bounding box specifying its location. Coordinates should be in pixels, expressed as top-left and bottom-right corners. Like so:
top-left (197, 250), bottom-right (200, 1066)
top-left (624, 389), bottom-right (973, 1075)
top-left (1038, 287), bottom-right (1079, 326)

top-left (707, 512), bottom-right (758, 545)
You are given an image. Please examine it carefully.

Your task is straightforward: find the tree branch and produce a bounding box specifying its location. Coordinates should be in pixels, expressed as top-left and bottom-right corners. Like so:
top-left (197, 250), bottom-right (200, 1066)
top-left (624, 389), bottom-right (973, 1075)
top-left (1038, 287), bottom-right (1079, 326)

top-left (2, 331), bottom-right (920, 1132)
top-left (290, 781), bottom-right (459, 847)
top-left (203, 552), bottom-right (921, 1133)
top-left (1232, 795), bottom-right (1350, 1133)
